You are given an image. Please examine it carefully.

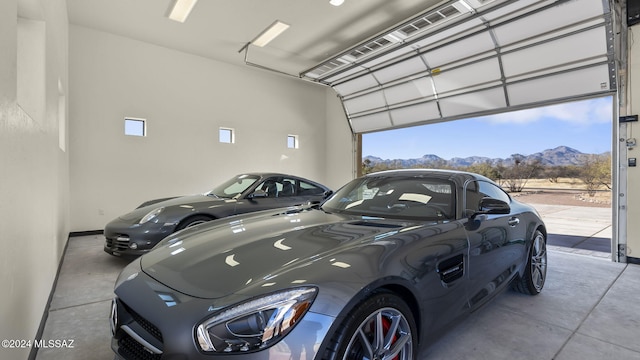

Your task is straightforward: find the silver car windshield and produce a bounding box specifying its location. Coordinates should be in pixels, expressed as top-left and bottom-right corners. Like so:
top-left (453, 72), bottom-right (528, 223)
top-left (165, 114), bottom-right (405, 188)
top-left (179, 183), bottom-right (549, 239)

top-left (322, 176), bottom-right (455, 221)
top-left (207, 175), bottom-right (260, 199)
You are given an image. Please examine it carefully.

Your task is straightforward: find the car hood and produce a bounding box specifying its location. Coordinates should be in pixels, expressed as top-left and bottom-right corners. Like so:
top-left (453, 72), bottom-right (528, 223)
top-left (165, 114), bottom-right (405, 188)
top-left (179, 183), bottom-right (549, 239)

top-left (140, 208), bottom-right (416, 299)
top-left (119, 194), bottom-right (230, 221)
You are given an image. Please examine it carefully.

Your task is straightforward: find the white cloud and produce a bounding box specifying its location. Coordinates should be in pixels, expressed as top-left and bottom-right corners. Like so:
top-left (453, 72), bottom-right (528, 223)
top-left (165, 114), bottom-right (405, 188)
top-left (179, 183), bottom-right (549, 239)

top-left (480, 97), bottom-right (612, 125)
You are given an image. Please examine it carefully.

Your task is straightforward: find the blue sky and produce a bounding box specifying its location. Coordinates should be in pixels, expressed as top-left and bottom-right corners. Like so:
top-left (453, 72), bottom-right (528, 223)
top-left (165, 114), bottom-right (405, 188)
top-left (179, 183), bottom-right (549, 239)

top-left (362, 97), bottom-right (613, 160)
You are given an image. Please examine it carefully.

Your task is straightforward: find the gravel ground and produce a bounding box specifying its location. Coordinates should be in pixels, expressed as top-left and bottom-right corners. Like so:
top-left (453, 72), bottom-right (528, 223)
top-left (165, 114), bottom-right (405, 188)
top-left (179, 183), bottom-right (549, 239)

top-left (511, 190), bottom-right (612, 208)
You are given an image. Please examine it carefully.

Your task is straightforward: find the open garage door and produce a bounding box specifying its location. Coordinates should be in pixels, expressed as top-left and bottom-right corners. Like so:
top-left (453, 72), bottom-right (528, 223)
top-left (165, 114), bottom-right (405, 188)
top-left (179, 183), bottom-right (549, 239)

top-left (301, 0), bottom-right (615, 134)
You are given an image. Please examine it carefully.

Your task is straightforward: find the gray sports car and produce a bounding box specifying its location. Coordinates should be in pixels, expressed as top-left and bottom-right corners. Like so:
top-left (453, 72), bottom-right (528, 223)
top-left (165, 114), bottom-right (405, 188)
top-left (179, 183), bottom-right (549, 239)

top-left (104, 172), bottom-right (331, 256)
top-left (110, 169), bottom-right (547, 360)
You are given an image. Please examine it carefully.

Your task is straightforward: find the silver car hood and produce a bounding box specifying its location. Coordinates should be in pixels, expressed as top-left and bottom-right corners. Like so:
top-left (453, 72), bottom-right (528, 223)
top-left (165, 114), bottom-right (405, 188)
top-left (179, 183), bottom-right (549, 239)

top-left (140, 209), bottom-right (411, 299)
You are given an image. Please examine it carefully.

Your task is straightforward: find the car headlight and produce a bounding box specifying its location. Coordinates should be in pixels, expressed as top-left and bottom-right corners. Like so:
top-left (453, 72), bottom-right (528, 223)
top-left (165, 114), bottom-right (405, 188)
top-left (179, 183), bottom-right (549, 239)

top-left (139, 207), bottom-right (164, 224)
top-left (114, 258), bottom-right (141, 289)
top-left (196, 287), bottom-right (317, 353)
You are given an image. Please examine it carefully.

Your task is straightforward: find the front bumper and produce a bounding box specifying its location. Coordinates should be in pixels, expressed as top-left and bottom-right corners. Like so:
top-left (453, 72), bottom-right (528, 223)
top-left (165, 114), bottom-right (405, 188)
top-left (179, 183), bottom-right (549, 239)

top-left (110, 268), bottom-right (336, 360)
top-left (104, 218), bottom-right (175, 257)
top-left (103, 243), bottom-right (151, 257)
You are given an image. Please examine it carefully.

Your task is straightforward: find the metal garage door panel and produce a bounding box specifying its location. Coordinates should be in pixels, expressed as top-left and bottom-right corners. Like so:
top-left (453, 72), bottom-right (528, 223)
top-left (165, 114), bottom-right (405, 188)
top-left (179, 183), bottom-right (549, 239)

top-left (390, 102), bottom-right (441, 127)
top-left (410, 17), bottom-right (486, 54)
top-left (501, 27), bottom-right (608, 78)
top-left (439, 87), bottom-right (507, 118)
top-left (492, 0), bottom-right (605, 46)
top-left (333, 74), bottom-right (379, 96)
top-left (303, 0), bottom-right (613, 134)
top-left (384, 78), bottom-right (435, 106)
top-left (343, 90), bottom-right (386, 115)
top-left (350, 112), bottom-right (393, 133)
top-left (432, 58), bottom-right (502, 95)
top-left (507, 65), bottom-right (611, 106)
top-left (373, 57), bottom-right (427, 85)
top-left (422, 32), bottom-right (496, 69)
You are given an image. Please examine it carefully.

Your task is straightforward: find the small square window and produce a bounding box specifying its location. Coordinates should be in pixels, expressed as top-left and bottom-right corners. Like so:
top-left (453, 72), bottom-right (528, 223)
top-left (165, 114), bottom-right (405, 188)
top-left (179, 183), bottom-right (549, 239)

top-left (125, 118), bottom-right (146, 136)
top-left (220, 128), bottom-right (235, 143)
top-left (287, 135), bottom-right (298, 149)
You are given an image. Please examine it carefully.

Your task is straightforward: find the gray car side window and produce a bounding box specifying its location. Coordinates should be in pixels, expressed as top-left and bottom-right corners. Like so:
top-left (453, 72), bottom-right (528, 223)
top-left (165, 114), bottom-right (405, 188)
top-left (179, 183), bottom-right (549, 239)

top-left (299, 180), bottom-right (324, 196)
top-left (255, 177), bottom-right (282, 198)
top-left (464, 180), bottom-right (510, 211)
top-left (280, 178), bottom-right (297, 197)
top-left (479, 181), bottom-right (510, 203)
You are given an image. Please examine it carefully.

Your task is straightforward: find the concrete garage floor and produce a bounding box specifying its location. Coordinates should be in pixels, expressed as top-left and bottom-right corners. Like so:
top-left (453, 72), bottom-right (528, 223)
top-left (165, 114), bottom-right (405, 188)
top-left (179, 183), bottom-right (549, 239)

top-left (32, 204), bottom-right (640, 360)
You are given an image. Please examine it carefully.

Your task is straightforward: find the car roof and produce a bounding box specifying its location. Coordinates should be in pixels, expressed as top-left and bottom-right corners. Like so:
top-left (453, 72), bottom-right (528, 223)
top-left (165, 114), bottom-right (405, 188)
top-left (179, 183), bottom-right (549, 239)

top-left (238, 172), bottom-right (330, 189)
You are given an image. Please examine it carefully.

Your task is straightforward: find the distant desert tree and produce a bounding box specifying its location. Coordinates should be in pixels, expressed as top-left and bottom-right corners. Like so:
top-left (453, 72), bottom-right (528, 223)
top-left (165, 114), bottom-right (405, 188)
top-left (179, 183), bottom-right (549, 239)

top-left (498, 155), bottom-right (542, 192)
top-left (361, 159), bottom-right (397, 175)
top-left (466, 161), bottom-right (500, 181)
top-left (543, 166), bottom-right (562, 183)
top-left (578, 154), bottom-right (611, 196)
top-left (362, 159), bottom-right (373, 175)
top-left (542, 165), bottom-right (581, 183)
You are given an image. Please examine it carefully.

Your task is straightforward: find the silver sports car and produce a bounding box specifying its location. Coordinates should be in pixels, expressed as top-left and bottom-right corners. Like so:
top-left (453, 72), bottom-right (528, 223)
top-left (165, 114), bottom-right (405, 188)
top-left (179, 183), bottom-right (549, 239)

top-left (104, 172), bottom-right (331, 256)
top-left (110, 169), bottom-right (547, 360)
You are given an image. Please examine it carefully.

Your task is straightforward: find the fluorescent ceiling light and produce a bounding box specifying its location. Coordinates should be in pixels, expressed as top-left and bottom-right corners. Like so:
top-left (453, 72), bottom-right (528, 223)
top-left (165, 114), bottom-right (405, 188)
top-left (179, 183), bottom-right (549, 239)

top-left (252, 20), bottom-right (290, 47)
top-left (167, 0), bottom-right (198, 23)
top-left (330, 0), bottom-right (345, 6)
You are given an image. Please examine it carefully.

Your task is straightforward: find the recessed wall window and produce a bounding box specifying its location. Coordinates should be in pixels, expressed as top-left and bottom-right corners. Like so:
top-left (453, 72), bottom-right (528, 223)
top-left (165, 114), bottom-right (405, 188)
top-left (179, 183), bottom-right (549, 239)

top-left (219, 127), bottom-right (235, 143)
top-left (125, 118), bottom-right (146, 136)
top-left (287, 135), bottom-right (299, 149)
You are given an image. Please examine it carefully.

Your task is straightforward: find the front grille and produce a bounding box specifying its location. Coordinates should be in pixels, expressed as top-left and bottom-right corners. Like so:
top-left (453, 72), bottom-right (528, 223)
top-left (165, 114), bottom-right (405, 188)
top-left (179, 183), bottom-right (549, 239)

top-left (115, 299), bottom-right (164, 360)
top-left (106, 235), bottom-right (130, 251)
top-left (119, 335), bottom-right (162, 360)
top-left (121, 301), bottom-right (163, 343)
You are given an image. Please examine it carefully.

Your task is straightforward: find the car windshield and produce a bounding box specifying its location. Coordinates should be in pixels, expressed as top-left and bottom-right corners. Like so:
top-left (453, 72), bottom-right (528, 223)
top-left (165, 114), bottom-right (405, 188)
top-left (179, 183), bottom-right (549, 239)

top-left (322, 175), bottom-right (455, 221)
top-left (206, 175), bottom-right (261, 199)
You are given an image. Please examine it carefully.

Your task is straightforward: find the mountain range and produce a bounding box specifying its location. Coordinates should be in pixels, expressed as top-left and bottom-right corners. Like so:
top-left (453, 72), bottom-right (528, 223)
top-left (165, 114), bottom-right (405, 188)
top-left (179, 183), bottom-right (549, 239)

top-left (363, 146), bottom-right (607, 168)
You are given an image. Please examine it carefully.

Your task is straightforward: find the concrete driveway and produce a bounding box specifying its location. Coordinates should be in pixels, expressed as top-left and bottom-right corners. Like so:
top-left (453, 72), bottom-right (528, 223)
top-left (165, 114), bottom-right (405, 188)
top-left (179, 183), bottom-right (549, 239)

top-left (527, 203), bottom-right (613, 258)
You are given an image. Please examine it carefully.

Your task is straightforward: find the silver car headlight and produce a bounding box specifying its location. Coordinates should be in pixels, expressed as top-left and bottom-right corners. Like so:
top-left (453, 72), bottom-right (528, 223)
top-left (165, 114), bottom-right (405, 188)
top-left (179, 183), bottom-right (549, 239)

top-left (196, 287), bottom-right (317, 353)
top-left (114, 258), bottom-right (141, 289)
top-left (139, 207), bottom-right (164, 224)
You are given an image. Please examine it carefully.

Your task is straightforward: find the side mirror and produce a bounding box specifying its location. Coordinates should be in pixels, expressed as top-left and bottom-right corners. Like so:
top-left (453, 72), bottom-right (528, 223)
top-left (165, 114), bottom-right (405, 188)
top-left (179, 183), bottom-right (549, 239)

top-left (248, 189), bottom-right (268, 199)
top-left (467, 198), bottom-right (510, 219)
top-left (479, 197), bottom-right (510, 214)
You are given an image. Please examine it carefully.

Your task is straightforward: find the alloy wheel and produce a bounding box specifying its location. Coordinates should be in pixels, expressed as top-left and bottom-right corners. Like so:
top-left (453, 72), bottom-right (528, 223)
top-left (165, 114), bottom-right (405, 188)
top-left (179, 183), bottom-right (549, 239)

top-left (530, 232), bottom-right (547, 292)
top-left (343, 307), bottom-right (413, 360)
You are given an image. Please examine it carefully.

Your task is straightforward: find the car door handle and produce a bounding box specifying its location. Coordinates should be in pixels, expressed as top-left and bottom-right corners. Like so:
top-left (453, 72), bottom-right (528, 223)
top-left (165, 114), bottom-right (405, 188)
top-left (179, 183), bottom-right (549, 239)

top-left (508, 217), bottom-right (520, 227)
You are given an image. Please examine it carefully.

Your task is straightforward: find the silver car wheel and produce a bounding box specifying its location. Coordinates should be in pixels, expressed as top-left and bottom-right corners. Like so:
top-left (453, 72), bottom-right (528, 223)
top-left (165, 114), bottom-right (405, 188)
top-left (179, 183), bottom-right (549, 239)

top-left (530, 231), bottom-right (547, 292)
top-left (185, 219), bottom-right (208, 228)
top-left (513, 229), bottom-right (547, 295)
top-left (342, 307), bottom-right (413, 360)
top-left (176, 215), bottom-right (214, 231)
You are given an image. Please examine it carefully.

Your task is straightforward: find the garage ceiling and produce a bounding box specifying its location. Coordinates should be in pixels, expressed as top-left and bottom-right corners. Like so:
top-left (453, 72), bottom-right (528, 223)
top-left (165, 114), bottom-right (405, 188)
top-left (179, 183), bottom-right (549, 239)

top-left (65, 0), bottom-right (443, 76)
top-left (65, 0), bottom-right (615, 134)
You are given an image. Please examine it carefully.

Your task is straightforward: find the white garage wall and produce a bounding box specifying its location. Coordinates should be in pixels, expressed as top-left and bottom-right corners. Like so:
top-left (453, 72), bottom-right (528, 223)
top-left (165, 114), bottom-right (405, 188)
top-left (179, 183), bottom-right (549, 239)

top-left (69, 25), bottom-right (353, 231)
top-left (0, 0), bottom-right (69, 357)
top-left (325, 87), bottom-right (357, 187)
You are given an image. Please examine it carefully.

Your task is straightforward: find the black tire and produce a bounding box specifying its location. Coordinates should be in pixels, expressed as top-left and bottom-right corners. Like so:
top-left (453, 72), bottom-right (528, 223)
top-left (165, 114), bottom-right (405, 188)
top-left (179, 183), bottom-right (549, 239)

top-left (323, 291), bottom-right (417, 360)
top-left (176, 215), bottom-right (213, 231)
top-left (513, 229), bottom-right (547, 295)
